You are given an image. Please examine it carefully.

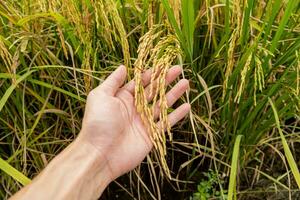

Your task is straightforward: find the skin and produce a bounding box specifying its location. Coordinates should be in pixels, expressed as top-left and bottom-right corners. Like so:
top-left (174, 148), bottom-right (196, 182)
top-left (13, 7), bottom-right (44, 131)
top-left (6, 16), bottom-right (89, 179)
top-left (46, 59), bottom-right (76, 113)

top-left (11, 65), bottom-right (190, 200)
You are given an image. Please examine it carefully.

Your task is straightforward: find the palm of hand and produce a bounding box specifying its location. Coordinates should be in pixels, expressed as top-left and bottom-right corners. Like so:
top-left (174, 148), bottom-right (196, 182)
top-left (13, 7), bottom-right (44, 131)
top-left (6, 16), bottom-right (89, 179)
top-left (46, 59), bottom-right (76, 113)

top-left (82, 88), bottom-right (151, 179)
top-left (80, 65), bottom-right (190, 180)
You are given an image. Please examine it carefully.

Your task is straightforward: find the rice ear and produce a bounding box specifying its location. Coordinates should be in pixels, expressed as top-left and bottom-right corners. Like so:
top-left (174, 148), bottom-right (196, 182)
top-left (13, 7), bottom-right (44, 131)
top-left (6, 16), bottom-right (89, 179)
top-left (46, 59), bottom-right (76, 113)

top-left (134, 26), bottom-right (182, 178)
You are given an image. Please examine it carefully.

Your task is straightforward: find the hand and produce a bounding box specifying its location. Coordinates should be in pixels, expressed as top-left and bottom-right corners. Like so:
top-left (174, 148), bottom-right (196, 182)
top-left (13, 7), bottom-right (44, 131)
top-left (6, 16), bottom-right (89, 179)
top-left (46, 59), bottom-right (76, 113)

top-left (10, 65), bottom-right (190, 200)
top-left (78, 65), bottom-right (190, 181)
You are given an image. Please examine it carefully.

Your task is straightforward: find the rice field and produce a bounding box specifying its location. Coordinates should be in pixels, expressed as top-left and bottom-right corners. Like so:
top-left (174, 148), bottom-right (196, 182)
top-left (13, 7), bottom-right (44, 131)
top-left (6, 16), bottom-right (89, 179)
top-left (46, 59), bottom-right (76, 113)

top-left (0, 0), bottom-right (300, 199)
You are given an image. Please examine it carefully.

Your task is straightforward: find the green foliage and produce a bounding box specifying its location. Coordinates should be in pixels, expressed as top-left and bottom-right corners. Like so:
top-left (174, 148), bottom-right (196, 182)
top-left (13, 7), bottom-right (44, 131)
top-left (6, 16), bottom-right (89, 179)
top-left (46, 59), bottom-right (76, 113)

top-left (227, 135), bottom-right (242, 200)
top-left (269, 98), bottom-right (300, 189)
top-left (0, 0), bottom-right (299, 199)
top-left (191, 170), bottom-right (227, 200)
top-left (0, 158), bottom-right (31, 186)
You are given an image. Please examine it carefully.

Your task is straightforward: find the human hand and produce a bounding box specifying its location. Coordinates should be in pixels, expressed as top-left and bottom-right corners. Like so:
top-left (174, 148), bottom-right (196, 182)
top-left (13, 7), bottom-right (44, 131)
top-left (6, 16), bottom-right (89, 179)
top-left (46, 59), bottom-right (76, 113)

top-left (10, 65), bottom-right (190, 200)
top-left (78, 65), bottom-right (190, 181)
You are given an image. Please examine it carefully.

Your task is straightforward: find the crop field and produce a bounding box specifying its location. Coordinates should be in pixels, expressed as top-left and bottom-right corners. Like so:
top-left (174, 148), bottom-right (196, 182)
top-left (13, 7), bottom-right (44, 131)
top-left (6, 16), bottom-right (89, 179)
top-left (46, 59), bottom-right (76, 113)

top-left (0, 0), bottom-right (300, 199)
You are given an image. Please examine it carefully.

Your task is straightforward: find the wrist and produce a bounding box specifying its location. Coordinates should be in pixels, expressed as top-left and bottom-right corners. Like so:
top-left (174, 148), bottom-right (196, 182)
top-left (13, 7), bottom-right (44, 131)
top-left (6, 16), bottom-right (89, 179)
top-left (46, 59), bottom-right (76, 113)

top-left (45, 137), bottom-right (112, 199)
top-left (12, 134), bottom-right (112, 200)
top-left (77, 128), bottom-right (123, 181)
top-left (70, 136), bottom-right (113, 187)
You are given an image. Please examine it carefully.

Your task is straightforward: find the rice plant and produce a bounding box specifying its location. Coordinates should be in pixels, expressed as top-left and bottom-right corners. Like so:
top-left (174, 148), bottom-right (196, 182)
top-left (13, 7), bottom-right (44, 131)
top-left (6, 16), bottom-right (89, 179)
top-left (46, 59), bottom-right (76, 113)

top-left (0, 0), bottom-right (299, 199)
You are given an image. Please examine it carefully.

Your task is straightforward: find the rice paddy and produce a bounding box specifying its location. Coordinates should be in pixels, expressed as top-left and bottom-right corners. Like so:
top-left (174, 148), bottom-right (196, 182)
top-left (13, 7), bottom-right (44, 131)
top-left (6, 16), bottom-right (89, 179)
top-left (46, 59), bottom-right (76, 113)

top-left (0, 0), bottom-right (300, 199)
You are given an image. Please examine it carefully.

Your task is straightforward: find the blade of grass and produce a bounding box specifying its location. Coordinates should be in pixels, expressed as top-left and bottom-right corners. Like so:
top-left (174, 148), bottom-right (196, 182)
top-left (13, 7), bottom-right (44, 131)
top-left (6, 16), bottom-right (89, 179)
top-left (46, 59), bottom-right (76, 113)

top-left (240, 0), bottom-right (254, 45)
top-left (7, 125), bottom-right (56, 163)
top-left (263, 0), bottom-right (297, 70)
top-left (262, 0), bottom-right (282, 45)
top-left (268, 0), bottom-right (297, 54)
top-left (0, 70), bottom-right (35, 113)
top-left (28, 79), bottom-right (86, 102)
top-left (181, 0), bottom-right (195, 59)
top-left (0, 157), bottom-right (31, 186)
top-left (0, 73), bottom-right (86, 102)
top-left (247, 167), bottom-right (289, 190)
top-left (161, 0), bottom-right (190, 61)
top-left (228, 135), bottom-right (243, 200)
top-left (268, 98), bottom-right (300, 189)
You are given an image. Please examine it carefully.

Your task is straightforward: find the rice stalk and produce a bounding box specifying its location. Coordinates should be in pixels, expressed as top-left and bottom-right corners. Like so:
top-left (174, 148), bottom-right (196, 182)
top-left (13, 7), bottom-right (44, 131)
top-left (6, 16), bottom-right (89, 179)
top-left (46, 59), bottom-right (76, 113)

top-left (134, 26), bottom-right (182, 178)
top-left (296, 51), bottom-right (299, 97)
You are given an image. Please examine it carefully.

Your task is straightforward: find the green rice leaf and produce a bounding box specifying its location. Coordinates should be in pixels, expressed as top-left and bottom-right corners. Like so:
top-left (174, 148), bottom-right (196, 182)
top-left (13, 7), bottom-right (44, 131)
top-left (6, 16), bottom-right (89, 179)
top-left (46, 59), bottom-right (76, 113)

top-left (268, 98), bottom-right (300, 189)
top-left (0, 157), bottom-right (31, 186)
top-left (240, 0), bottom-right (254, 45)
top-left (181, 0), bottom-right (195, 59)
top-left (269, 0), bottom-right (297, 54)
top-left (228, 135), bottom-right (243, 200)
top-left (0, 70), bottom-right (35, 113)
top-left (161, 0), bottom-right (190, 61)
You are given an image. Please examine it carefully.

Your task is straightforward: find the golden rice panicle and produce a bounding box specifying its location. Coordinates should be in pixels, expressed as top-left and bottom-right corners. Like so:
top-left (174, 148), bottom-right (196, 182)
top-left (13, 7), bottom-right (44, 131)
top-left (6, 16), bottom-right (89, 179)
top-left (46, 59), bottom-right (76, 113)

top-left (234, 52), bottom-right (252, 103)
top-left (134, 26), bottom-right (182, 178)
top-left (0, 39), bottom-right (13, 74)
top-left (105, 0), bottom-right (131, 68)
top-left (94, 0), bottom-right (114, 50)
top-left (59, 0), bottom-right (130, 91)
top-left (93, 0), bottom-right (131, 68)
top-left (222, 0), bottom-right (243, 99)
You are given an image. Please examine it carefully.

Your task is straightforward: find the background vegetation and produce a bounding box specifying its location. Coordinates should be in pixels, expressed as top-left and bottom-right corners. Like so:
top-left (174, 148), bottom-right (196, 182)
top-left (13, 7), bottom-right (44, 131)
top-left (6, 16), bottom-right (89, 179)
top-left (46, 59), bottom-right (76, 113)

top-left (0, 0), bottom-right (299, 199)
